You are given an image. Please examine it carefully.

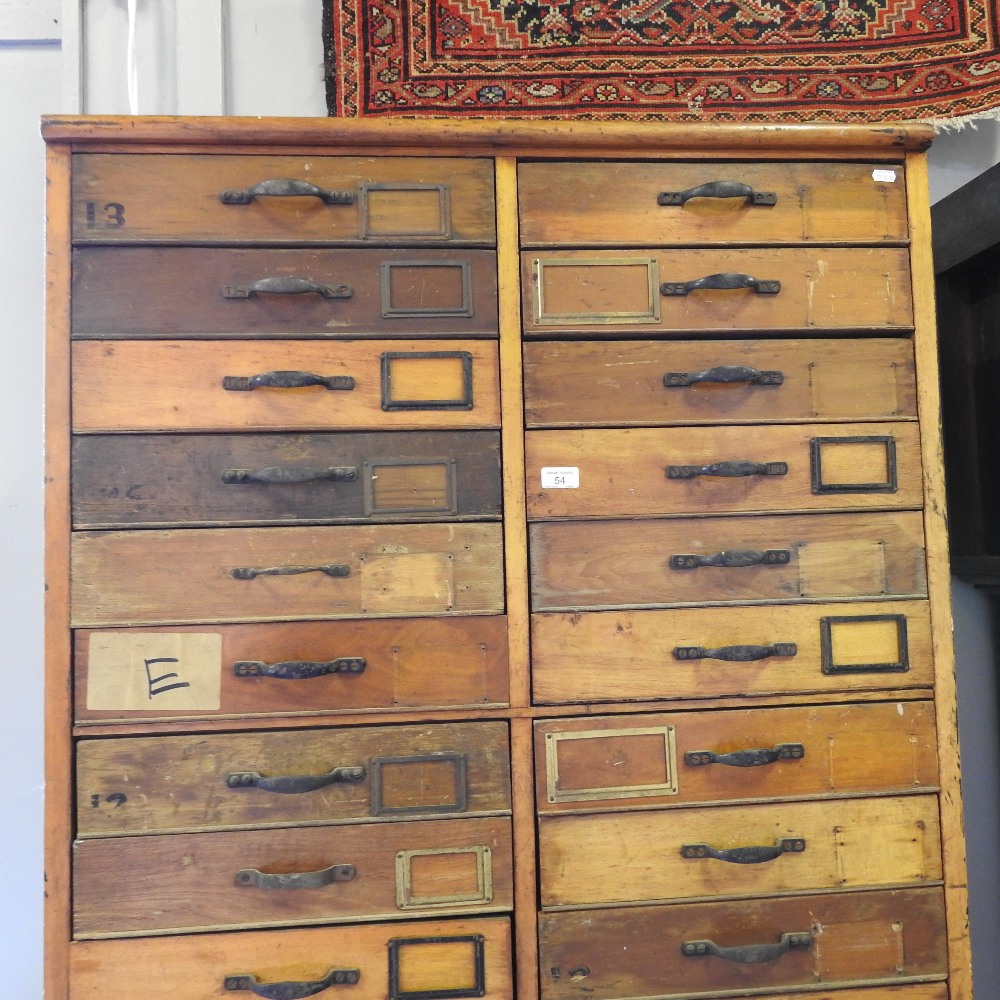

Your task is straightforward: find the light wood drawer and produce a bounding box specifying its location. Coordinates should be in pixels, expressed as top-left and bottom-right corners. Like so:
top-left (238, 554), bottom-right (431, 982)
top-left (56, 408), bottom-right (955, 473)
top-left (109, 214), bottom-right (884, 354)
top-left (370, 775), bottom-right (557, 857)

top-left (531, 601), bottom-right (933, 704)
top-left (74, 616), bottom-right (509, 724)
top-left (72, 154), bottom-right (497, 244)
top-left (524, 338), bottom-right (916, 427)
top-left (72, 430), bottom-right (502, 528)
top-left (73, 815), bottom-right (513, 937)
top-left (534, 701), bottom-right (938, 813)
top-left (69, 915), bottom-right (513, 1000)
top-left (71, 340), bottom-right (500, 433)
top-left (76, 720), bottom-right (510, 837)
top-left (518, 161), bottom-right (908, 247)
top-left (539, 888), bottom-right (946, 1000)
top-left (539, 795), bottom-right (940, 907)
top-left (72, 248), bottom-right (499, 339)
top-left (523, 249), bottom-right (912, 334)
top-left (526, 423), bottom-right (922, 519)
top-left (71, 522), bottom-right (504, 626)
top-left (530, 511), bottom-right (926, 611)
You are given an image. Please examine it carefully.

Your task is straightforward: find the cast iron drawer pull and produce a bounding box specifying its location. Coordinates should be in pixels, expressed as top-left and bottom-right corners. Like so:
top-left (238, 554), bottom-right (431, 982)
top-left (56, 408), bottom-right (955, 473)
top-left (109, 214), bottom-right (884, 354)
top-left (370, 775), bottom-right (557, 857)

top-left (235, 863), bottom-right (357, 890)
top-left (231, 563), bottom-right (351, 580)
top-left (673, 642), bottom-right (797, 662)
top-left (661, 272), bottom-right (781, 297)
top-left (680, 838), bottom-right (806, 864)
top-left (224, 968), bottom-right (360, 1000)
top-left (223, 277), bottom-right (353, 300)
top-left (226, 765), bottom-right (367, 793)
top-left (670, 549), bottom-right (790, 570)
top-left (682, 931), bottom-right (813, 963)
top-left (233, 658), bottom-right (367, 679)
top-left (663, 364), bottom-right (784, 387)
top-left (220, 178), bottom-right (355, 205)
top-left (685, 744), bottom-right (806, 768)
top-left (222, 370), bottom-right (356, 392)
top-left (667, 460), bottom-right (788, 479)
top-left (657, 181), bottom-right (778, 207)
top-left (222, 466), bottom-right (359, 485)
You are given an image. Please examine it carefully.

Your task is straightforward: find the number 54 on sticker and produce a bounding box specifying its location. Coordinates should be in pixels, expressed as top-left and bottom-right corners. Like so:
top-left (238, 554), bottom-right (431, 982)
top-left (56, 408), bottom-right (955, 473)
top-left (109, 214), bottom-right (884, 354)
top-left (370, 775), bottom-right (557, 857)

top-left (541, 466), bottom-right (580, 489)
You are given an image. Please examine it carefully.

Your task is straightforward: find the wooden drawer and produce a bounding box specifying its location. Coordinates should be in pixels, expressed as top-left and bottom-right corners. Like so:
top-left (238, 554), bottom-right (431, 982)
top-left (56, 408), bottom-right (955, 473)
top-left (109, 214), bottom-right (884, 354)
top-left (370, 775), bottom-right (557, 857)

top-left (74, 616), bottom-right (509, 724)
top-left (526, 423), bottom-right (922, 519)
top-left (530, 511), bottom-right (926, 611)
top-left (531, 600), bottom-right (933, 704)
top-left (69, 915), bottom-right (513, 1000)
top-left (539, 795), bottom-right (940, 907)
top-left (539, 888), bottom-right (947, 1000)
top-left (72, 430), bottom-right (502, 528)
top-left (71, 522), bottom-right (504, 626)
top-left (534, 701), bottom-right (938, 813)
top-left (72, 248), bottom-right (499, 339)
top-left (524, 338), bottom-right (916, 427)
top-left (523, 249), bottom-right (912, 334)
top-left (71, 340), bottom-right (500, 433)
top-left (76, 720), bottom-right (510, 836)
top-left (518, 161), bottom-right (909, 247)
top-left (74, 815), bottom-right (513, 937)
top-left (72, 154), bottom-right (497, 244)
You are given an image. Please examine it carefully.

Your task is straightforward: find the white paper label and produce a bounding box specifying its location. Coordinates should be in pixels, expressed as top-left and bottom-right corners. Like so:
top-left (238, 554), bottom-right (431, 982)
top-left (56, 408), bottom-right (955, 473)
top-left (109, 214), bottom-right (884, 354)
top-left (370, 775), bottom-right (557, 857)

top-left (541, 467), bottom-right (580, 489)
top-left (872, 169), bottom-right (897, 183)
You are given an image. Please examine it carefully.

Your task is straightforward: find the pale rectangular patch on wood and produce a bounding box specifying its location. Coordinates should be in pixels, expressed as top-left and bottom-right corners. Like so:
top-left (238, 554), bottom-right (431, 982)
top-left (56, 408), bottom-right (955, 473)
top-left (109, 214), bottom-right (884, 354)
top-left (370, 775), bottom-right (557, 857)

top-left (798, 539), bottom-right (886, 598)
top-left (361, 551), bottom-right (454, 613)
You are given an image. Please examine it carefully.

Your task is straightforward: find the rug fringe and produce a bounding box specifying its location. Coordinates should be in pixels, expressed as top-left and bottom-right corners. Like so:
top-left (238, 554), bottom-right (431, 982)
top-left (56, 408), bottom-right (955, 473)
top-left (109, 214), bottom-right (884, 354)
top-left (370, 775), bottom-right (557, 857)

top-left (925, 108), bottom-right (1000, 132)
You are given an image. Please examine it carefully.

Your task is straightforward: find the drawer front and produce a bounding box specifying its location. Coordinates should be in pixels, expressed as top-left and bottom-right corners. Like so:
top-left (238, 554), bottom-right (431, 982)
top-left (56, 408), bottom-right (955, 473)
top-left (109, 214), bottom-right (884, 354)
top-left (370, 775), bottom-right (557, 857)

top-left (74, 616), bottom-right (510, 723)
top-left (539, 795), bottom-right (941, 906)
top-left (72, 248), bottom-right (499, 339)
top-left (530, 511), bottom-right (926, 611)
top-left (74, 816), bottom-right (513, 936)
top-left (539, 888), bottom-right (947, 1000)
top-left (72, 431), bottom-right (503, 528)
top-left (72, 154), bottom-right (497, 244)
top-left (524, 338), bottom-right (916, 427)
top-left (71, 340), bottom-right (500, 433)
top-left (524, 249), bottom-right (912, 334)
top-left (531, 601), bottom-right (934, 704)
top-left (526, 423), bottom-right (922, 519)
top-left (69, 915), bottom-right (513, 1000)
top-left (518, 161), bottom-right (909, 247)
top-left (76, 720), bottom-right (510, 836)
top-left (71, 522), bottom-right (505, 626)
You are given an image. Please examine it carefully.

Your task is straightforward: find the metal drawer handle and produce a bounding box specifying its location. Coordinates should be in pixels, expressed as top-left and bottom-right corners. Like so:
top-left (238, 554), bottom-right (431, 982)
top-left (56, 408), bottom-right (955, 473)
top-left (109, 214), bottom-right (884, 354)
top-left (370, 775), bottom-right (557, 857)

top-left (661, 272), bottom-right (781, 297)
top-left (222, 370), bottom-right (356, 392)
top-left (663, 365), bottom-right (784, 388)
top-left (680, 838), bottom-right (806, 864)
top-left (670, 549), bottom-right (790, 570)
top-left (685, 744), bottom-right (805, 768)
top-left (223, 277), bottom-right (353, 300)
top-left (224, 968), bottom-right (360, 1000)
top-left (667, 460), bottom-right (788, 480)
top-left (658, 181), bottom-right (777, 207)
top-left (227, 765), bottom-right (366, 793)
top-left (220, 178), bottom-right (355, 205)
top-left (673, 642), bottom-right (797, 662)
top-left (231, 563), bottom-right (351, 580)
top-left (222, 466), bottom-right (359, 485)
top-left (234, 658), bottom-right (366, 679)
top-left (235, 863), bottom-right (357, 890)
top-left (682, 931), bottom-right (812, 963)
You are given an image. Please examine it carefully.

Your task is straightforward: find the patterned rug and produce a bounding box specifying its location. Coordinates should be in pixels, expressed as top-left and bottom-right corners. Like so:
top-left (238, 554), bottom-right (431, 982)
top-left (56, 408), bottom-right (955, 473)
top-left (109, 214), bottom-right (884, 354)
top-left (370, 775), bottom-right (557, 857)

top-left (323, 0), bottom-right (1000, 122)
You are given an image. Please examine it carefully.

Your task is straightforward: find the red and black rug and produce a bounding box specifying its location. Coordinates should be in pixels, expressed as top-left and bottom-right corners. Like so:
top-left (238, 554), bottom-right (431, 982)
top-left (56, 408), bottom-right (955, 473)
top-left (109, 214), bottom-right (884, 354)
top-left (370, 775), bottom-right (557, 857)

top-left (323, 0), bottom-right (1000, 121)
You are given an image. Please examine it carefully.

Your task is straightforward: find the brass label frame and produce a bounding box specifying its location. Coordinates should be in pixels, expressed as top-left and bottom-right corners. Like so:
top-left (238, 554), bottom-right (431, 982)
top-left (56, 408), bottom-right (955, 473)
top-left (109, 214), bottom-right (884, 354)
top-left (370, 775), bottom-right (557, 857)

top-left (820, 613), bottom-right (910, 674)
top-left (371, 751), bottom-right (468, 816)
top-left (363, 457), bottom-right (458, 516)
top-left (532, 257), bottom-right (660, 326)
top-left (380, 260), bottom-right (474, 317)
top-left (387, 935), bottom-right (486, 1000)
top-left (360, 183), bottom-right (451, 240)
top-left (381, 351), bottom-right (474, 411)
top-left (395, 845), bottom-right (493, 909)
top-left (810, 435), bottom-right (899, 494)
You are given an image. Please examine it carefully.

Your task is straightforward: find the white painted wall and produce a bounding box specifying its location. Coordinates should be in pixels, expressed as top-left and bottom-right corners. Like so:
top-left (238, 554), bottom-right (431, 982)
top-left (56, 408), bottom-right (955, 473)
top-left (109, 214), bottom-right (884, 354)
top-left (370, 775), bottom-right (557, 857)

top-left (1, 1), bottom-right (997, 993)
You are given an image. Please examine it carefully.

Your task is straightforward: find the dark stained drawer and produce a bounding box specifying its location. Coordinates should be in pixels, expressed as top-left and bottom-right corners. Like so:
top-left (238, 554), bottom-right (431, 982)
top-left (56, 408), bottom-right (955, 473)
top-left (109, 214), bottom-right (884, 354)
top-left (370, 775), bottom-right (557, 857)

top-left (72, 248), bottom-right (499, 339)
top-left (72, 154), bottom-right (497, 245)
top-left (74, 615), bottom-right (509, 724)
top-left (531, 600), bottom-right (934, 704)
top-left (72, 430), bottom-right (502, 528)
top-left (76, 720), bottom-right (510, 837)
top-left (523, 338), bottom-right (916, 427)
